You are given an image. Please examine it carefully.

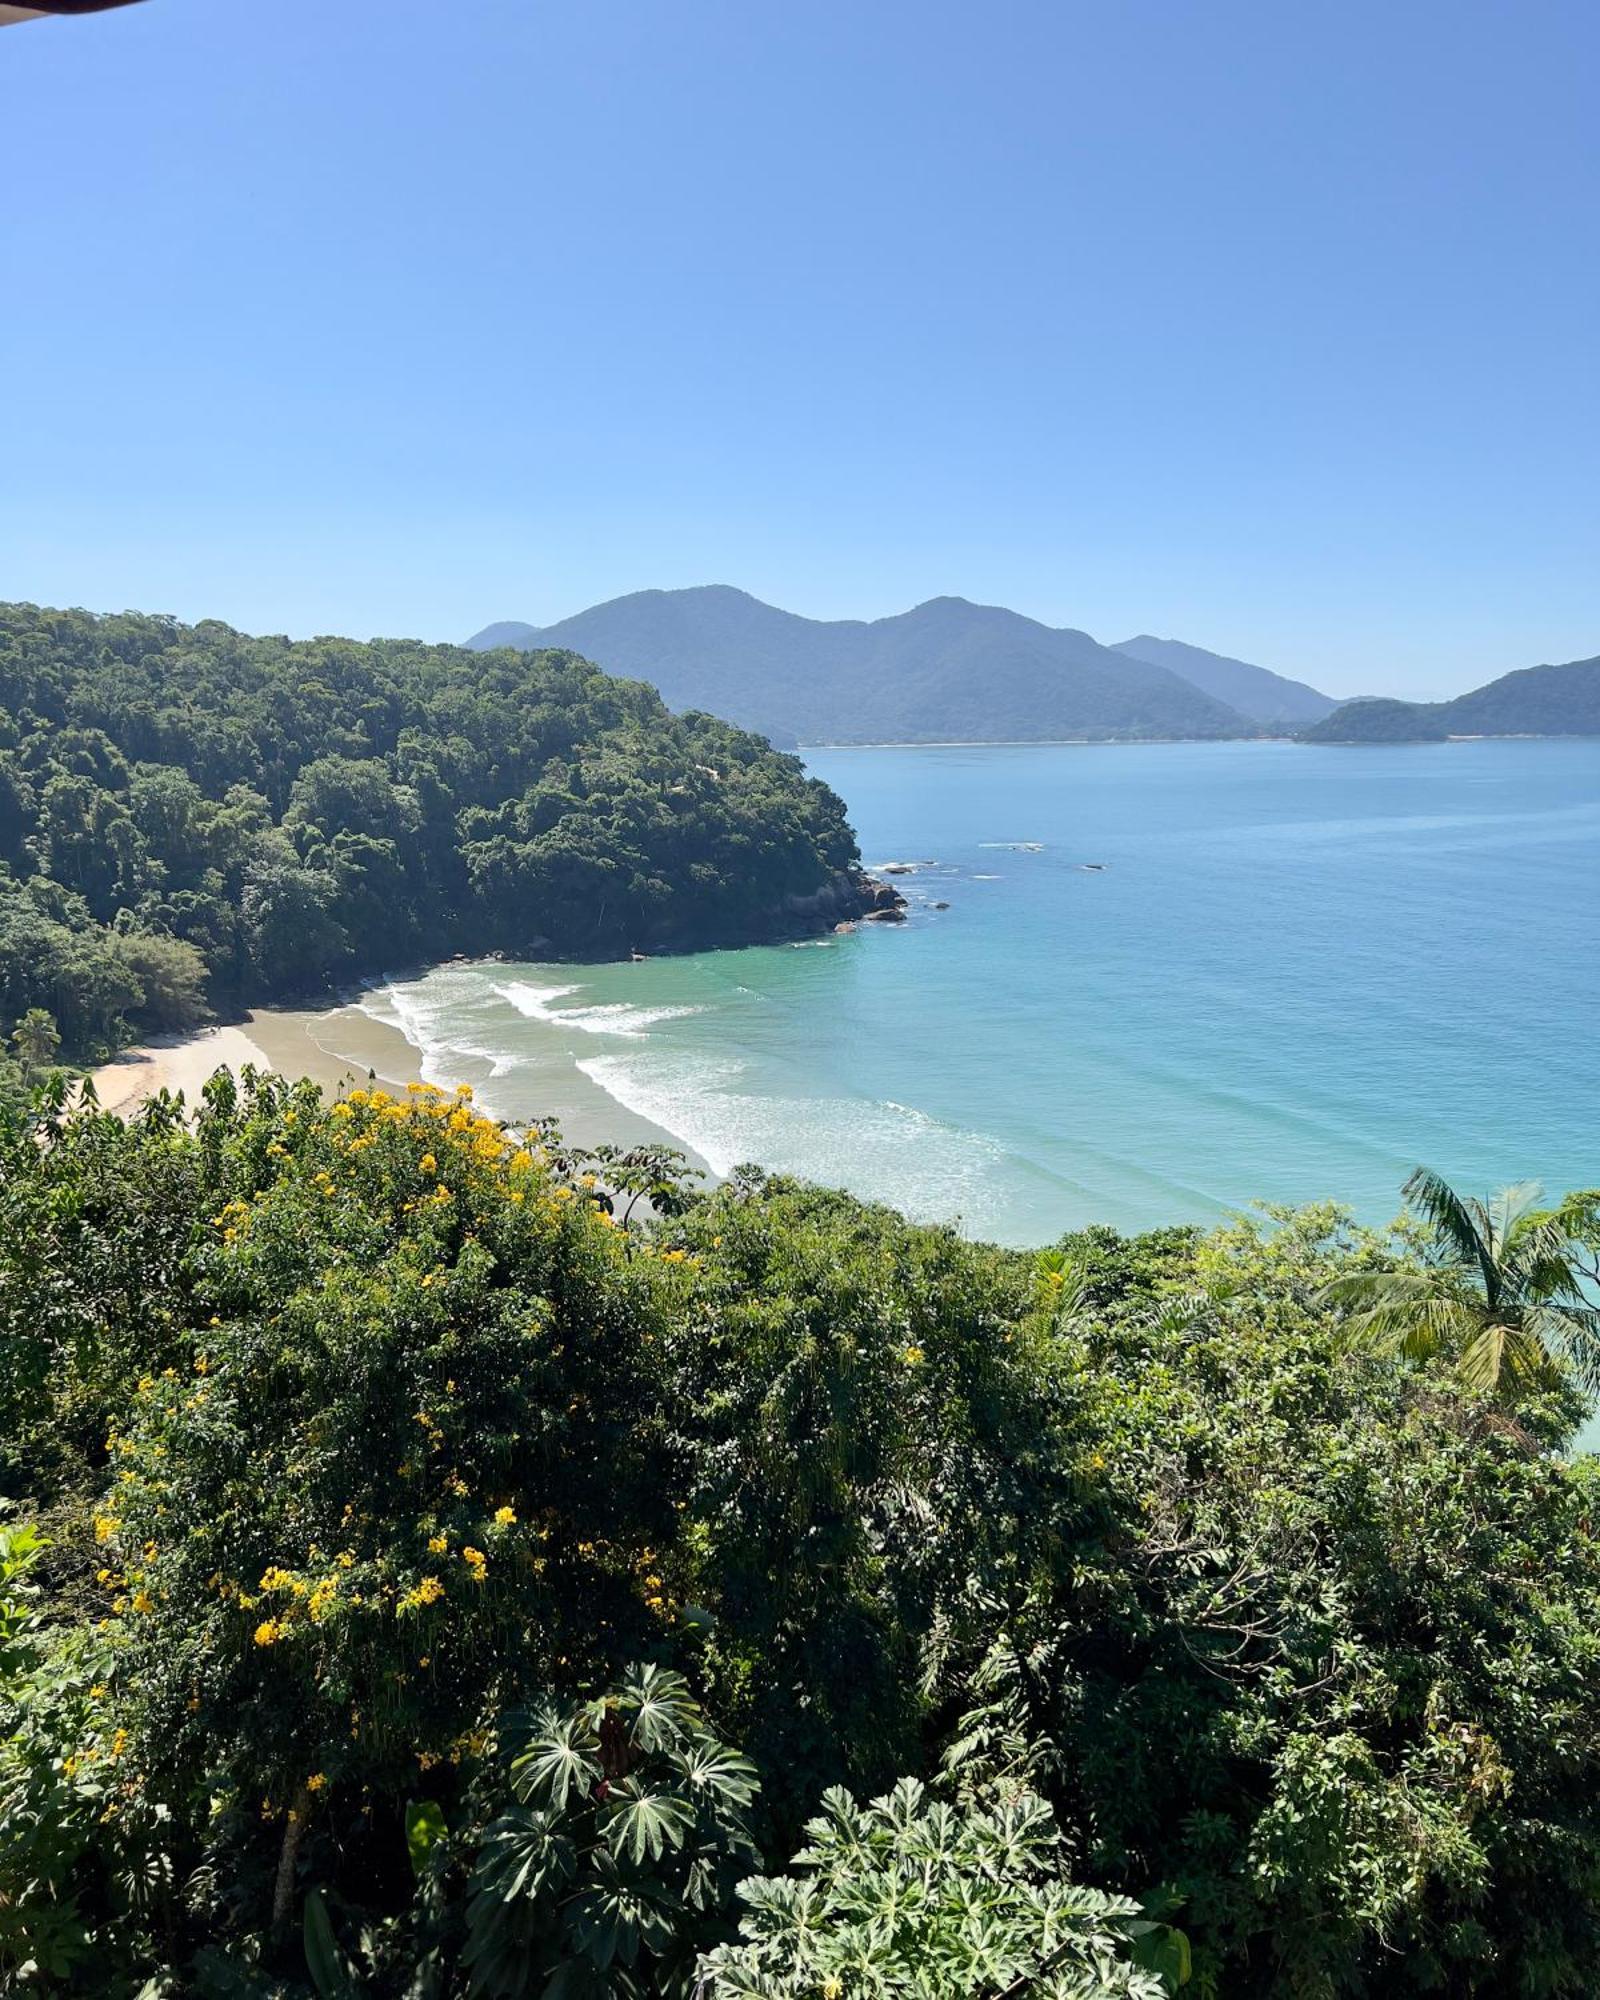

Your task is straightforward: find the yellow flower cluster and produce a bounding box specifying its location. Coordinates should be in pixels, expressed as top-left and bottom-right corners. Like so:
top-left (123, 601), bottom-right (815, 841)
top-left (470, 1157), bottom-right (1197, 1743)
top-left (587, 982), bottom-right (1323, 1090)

top-left (212, 1197), bottom-right (252, 1243)
top-left (397, 1574), bottom-right (446, 1614)
top-left (635, 1546), bottom-right (673, 1618)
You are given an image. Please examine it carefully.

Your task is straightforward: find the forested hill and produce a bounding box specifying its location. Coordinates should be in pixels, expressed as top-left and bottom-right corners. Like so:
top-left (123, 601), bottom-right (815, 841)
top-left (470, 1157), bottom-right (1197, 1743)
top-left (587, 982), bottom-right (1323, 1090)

top-left (1303, 654), bottom-right (1600, 743)
top-left (468, 587), bottom-right (1261, 743)
top-left (0, 603), bottom-right (875, 1056)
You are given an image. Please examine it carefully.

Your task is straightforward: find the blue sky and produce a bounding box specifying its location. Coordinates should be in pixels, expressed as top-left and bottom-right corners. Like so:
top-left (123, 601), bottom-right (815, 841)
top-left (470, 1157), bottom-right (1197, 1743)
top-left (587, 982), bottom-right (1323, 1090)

top-left (2, 0), bottom-right (1595, 699)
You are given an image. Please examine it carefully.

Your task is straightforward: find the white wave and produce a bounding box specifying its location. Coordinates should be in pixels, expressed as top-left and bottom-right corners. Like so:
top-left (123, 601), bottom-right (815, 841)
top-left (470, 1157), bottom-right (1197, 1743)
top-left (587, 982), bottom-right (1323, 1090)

top-left (576, 1050), bottom-right (1006, 1227)
top-left (497, 980), bottom-right (582, 1021)
top-left (340, 969), bottom-right (529, 1096)
top-left (496, 982), bottom-right (703, 1038)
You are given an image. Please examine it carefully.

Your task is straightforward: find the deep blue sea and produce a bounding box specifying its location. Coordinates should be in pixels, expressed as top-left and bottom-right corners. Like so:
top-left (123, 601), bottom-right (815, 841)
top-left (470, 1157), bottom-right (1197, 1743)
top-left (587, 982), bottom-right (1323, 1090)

top-left (339, 740), bottom-right (1600, 1247)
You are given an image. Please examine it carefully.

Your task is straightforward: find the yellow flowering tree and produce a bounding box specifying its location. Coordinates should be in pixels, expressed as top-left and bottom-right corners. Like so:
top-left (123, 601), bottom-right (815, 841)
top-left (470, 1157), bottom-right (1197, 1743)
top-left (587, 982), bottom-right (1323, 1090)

top-left (100, 1075), bottom-right (688, 1934)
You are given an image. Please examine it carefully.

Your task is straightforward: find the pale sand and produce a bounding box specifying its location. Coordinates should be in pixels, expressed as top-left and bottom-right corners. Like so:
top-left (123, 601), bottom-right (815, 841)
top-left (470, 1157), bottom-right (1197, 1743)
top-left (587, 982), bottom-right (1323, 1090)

top-left (88, 1011), bottom-right (407, 1119)
top-left (89, 1024), bottom-right (275, 1116)
top-left (88, 1002), bottom-right (710, 1179)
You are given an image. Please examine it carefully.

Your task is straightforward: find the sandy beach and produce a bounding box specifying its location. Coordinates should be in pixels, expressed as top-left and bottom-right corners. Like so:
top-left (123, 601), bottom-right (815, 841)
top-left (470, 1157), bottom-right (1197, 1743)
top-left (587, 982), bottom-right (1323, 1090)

top-left (89, 1024), bottom-right (278, 1116)
top-left (86, 991), bottom-right (709, 1176)
top-left (88, 1011), bottom-right (399, 1120)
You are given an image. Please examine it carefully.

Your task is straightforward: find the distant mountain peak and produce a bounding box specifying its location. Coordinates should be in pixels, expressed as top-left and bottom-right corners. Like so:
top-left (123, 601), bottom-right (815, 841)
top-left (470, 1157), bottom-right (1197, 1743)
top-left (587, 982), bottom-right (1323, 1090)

top-left (1112, 633), bottom-right (1336, 726)
top-left (464, 587), bottom-right (1310, 746)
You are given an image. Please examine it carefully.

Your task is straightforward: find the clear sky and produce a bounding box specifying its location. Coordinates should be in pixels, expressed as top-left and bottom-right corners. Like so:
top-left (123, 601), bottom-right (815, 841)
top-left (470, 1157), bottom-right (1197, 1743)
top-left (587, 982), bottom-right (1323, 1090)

top-left (3, 0), bottom-right (1595, 699)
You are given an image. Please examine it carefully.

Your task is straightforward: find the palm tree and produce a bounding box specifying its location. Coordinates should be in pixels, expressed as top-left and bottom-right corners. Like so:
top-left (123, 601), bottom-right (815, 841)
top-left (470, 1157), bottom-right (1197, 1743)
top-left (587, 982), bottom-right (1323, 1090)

top-left (10, 1007), bottom-right (60, 1076)
top-left (1321, 1167), bottom-right (1600, 1396)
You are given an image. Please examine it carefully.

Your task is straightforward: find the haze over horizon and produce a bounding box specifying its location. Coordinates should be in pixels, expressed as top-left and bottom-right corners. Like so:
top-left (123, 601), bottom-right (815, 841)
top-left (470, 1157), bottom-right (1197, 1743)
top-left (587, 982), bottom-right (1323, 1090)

top-left (3, 0), bottom-right (1596, 702)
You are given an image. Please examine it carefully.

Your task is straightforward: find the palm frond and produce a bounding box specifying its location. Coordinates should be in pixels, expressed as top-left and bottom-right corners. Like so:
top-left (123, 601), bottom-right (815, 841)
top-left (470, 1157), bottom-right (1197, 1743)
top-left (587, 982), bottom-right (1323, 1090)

top-left (1510, 1218), bottom-right (1589, 1305)
top-left (1321, 1270), bottom-right (1474, 1365)
top-left (1488, 1180), bottom-right (1546, 1259)
top-left (1403, 1167), bottom-right (1499, 1301)
top-left (1528, 1302), bottom-right (1600, 1395)
top-left (1456, 1320), bottom-right (1531, 1394)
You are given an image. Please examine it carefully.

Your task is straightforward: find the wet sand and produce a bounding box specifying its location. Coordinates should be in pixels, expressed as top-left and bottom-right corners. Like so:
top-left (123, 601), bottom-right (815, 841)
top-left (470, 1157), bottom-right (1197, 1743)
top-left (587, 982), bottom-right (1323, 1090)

top-left (90, 996), bottom-right (710, 1178)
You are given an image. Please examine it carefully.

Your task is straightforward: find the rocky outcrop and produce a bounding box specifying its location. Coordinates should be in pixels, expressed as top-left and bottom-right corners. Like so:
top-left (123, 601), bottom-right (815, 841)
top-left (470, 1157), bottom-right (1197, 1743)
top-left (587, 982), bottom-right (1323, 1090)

top-left (780, 869), bottom-right (907, 936)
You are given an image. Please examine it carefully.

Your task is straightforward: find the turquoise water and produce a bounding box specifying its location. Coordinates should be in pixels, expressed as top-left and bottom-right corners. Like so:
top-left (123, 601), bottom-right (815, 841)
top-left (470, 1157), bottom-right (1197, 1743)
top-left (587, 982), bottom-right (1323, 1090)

top-left (342, 740), bottom-right (1600, 1247)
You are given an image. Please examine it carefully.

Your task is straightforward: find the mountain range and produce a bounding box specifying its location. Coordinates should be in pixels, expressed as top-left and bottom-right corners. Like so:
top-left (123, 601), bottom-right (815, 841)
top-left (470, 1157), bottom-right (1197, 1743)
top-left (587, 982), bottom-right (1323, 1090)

top-left (467, 587), bottom-right (1337, 745)
top-left (1303, 656), bottom-right (1600, 743)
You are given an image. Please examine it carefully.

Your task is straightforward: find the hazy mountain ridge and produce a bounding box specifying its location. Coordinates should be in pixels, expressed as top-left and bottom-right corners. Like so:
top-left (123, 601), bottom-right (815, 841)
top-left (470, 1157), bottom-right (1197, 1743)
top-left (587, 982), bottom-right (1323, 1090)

top-left (467, 587), bottom-right (1330, 744)
top-left (1303, 656), bottom-right (1600, 743)
top-left (1112, 634), bottom-right (1337, 724)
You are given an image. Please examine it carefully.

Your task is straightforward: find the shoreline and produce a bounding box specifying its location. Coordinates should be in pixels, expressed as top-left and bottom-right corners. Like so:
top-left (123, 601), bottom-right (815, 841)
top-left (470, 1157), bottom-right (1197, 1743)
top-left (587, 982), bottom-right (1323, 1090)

top-left (89, 987), bottom-right (716, 1180)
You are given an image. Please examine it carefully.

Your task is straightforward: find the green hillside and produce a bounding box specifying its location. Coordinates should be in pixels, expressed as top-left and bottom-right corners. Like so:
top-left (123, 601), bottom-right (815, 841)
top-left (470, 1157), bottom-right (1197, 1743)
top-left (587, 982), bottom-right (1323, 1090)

top-left (0, 604), bottom-right (874, 1056)
top-left (1304, 655), bottom-right (1600, 743)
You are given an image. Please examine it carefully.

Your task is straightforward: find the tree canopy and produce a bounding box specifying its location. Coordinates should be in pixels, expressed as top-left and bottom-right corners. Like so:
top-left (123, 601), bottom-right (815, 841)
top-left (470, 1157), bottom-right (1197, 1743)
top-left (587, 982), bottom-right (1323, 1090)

top-left (4, 1075), bottom-right (1600, 1996)
top-left (0, 603), bottom-right (870, 1057)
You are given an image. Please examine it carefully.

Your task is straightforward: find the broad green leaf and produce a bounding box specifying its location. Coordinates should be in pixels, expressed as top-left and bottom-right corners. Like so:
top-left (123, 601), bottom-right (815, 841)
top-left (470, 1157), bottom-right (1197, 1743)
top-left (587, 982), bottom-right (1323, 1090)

top-left (599, 1782), bottom-right (694, 1866)
top-left (303, 1888), bottom-right (354, 2000)
top-left (405, 1798), bottom-right (447, 1878)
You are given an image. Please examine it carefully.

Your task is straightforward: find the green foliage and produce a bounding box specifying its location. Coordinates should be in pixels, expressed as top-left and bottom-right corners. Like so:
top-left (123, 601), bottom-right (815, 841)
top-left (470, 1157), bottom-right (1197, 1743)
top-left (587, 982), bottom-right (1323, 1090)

top-left (1323, 1165), bottom-right (1600, 1392)
top-left (657, 1173), bottom-right (1089, 1832)
top-left (0, 602), bottom-right (869, 1054)
top-left (11, 1005), bottom-right (61, 1072)
top-left (0, 1522), bottom-right (169, 1994)
top-left (463, 1666), bottom-right (759, 1998)
top-left (1303, 654), bottom-right (1600, 743)
top-left (0, 1086), bottom-right (205, 1500)
top-left (99, 1077), bottom-right (685, 1847)
top-left (697, 1777), bottom-right (1170, 1999)
top-left (973, 1207), bottom-right (1600, 1992)
top-left (6, 1088), bottom-right (1600, 1996)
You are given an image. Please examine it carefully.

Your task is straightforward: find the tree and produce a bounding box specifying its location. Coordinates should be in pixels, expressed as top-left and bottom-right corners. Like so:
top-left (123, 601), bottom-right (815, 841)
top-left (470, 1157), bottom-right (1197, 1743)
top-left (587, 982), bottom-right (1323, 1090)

top-left (10, 1006), bottom-right (60, 1075)
top-left (99, 1077), bottom-right (684, 1940)
top-left (112, 931), bottom-right (209, 1033)
top-left (1321, 1166), bottom-right (1600, 1394)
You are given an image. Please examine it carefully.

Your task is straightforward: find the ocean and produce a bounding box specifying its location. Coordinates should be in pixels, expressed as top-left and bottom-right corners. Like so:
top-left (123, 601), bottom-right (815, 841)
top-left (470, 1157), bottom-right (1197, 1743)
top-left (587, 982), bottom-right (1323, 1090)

top-left (315, 738), bottom-right (1600, 1247)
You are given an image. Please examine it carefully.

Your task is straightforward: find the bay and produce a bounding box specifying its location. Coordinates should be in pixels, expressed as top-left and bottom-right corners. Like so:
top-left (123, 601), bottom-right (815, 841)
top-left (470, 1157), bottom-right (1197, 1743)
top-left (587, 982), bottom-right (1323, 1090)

top-left (317, 739), bottom-right (1600, 1247)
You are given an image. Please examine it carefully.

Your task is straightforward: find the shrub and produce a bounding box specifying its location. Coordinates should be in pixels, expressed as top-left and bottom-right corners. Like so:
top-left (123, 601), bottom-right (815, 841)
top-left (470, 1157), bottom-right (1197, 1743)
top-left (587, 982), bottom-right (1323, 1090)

top-left (697, 1777), bottom-right (1174, 1999)
top-left (463, 1665), bottom-right (759, 1998)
